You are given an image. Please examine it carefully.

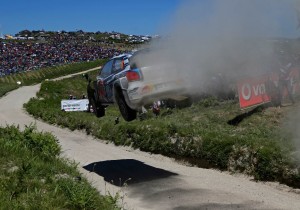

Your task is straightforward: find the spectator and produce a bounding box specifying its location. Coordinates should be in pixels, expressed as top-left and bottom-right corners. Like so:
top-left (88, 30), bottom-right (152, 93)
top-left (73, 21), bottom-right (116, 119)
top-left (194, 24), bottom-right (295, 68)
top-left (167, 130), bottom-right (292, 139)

top-left (0, 33), bottom-right (124, 77)
top-left (278, 62), bottom-right (295, 105)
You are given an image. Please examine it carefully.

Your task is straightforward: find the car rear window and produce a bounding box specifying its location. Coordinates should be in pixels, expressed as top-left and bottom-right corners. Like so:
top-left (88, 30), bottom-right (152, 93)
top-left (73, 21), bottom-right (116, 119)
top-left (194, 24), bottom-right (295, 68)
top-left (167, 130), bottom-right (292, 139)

top-left (129, 49), bottom-right (152, 68)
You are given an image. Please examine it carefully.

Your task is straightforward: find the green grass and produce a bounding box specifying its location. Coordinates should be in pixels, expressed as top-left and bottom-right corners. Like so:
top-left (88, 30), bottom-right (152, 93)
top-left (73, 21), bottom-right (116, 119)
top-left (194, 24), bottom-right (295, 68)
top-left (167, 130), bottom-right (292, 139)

top-left (24, 72), bottom-right (300, 188)
top-left (0, 59), bottom-right (107, 97)
top-left (0, 83), bottom-right (19, 98)
top-left (0, 124), bottom-right (119, 210)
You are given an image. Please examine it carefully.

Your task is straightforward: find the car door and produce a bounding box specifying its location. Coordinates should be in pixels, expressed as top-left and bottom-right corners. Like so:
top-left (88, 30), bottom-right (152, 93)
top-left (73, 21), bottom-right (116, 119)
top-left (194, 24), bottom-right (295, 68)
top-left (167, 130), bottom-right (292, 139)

top-left (96, 59), bottom-right (113, 102)
top-left (105, 57), bottom-right (126, 101)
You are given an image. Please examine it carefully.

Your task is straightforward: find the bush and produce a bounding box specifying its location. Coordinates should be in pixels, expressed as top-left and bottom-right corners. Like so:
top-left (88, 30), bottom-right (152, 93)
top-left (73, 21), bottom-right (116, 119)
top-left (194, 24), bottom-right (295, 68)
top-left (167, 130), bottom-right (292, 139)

top-left (0, 125), bottom-right (119, 209)
top-left (0, 124), bottom-right (60, 159)
top-left (23, 125), bottom-right (61, 159)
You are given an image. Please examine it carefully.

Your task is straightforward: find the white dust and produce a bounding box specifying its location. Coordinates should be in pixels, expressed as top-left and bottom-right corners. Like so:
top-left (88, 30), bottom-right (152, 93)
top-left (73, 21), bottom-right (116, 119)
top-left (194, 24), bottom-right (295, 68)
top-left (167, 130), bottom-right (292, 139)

top-left (138, 0), bottom-right (300, 161)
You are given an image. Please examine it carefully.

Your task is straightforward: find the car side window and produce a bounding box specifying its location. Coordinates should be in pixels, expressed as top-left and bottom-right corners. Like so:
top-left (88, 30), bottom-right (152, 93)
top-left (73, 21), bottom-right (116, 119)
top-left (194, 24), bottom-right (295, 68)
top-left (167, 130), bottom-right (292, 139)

top-left (113, 58), bottom-right (124, 74)
top-left (100, 60), bottom-right (113, 78)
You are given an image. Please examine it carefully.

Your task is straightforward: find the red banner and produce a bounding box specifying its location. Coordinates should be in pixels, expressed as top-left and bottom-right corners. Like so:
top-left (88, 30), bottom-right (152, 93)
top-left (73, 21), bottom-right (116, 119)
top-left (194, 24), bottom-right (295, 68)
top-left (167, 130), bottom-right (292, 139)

top-left (237, 68), bottom-right (300, 109)
top-left (237, 75), bottom-right (271, 109)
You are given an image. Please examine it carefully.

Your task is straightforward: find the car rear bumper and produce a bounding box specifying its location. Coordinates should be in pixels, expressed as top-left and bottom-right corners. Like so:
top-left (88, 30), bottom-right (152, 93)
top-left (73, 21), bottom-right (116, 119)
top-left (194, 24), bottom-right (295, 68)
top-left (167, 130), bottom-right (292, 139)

top-left (124, 81), bottom-right (188, 110)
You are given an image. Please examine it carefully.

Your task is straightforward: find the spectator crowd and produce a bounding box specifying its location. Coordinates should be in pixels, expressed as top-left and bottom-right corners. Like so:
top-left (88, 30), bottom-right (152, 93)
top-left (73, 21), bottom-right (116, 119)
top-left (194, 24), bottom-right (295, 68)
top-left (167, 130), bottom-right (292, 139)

top-left (0, 33), bottom-right (125, 77)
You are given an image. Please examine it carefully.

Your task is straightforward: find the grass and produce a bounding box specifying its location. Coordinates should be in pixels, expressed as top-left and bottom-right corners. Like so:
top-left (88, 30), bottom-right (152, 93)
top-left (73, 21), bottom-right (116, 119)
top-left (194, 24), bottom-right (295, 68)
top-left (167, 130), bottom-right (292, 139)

top-left (24, 71), bottom-right (300, 188)
top-left (0, 59), bottom-right (107, 97)
top-left (0, 124), bottom-right (119, 210)
top-left (0, 60), bottom-right (121, 209)
top-left (0, 83), bottom-right (19, 98)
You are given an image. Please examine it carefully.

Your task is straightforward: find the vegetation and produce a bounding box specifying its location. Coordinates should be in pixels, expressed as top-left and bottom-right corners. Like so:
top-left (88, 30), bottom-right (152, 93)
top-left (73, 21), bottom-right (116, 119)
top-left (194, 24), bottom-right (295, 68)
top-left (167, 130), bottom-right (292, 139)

top-left (0, 60), bottom-right (121, 209)
top-left (0, 124), bottom-right (119, 209)
top-left (0, 83), bottom-right (19, 98)
top-left (24, 71), bottom-right (300, 188)
top-left (0, 60), bottom-right (106, 97)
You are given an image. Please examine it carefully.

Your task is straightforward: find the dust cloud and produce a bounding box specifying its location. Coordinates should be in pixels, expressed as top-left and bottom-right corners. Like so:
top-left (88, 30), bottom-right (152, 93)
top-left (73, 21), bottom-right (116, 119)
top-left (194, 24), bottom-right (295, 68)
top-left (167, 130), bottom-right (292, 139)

top-left (136, 0), bottom-right (300, 96)
top-left (135, 0), bottom-right (300, 161)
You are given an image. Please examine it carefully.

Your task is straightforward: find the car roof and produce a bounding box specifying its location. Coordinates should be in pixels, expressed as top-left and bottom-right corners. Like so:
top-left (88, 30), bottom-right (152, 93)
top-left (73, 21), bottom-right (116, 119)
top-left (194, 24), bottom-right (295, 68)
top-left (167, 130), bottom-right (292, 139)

top-left (111, 48), bottom-right (150, 60)
top-left (112, 53), bottom-right (134, 60)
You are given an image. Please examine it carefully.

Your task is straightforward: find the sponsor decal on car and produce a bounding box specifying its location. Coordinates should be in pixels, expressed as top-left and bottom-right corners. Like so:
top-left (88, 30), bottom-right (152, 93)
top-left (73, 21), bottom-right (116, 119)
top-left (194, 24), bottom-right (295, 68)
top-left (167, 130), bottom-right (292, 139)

top-left (141, 85), bottom-right (154, 94)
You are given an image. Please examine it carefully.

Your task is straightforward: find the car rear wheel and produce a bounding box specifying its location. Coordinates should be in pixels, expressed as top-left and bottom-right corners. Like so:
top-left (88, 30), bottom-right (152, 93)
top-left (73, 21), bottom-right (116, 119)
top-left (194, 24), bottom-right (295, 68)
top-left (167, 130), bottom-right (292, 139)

top-left (90, 97), bottom-right (105, 118)
top-left (116, 92), bottom-right (137, 121)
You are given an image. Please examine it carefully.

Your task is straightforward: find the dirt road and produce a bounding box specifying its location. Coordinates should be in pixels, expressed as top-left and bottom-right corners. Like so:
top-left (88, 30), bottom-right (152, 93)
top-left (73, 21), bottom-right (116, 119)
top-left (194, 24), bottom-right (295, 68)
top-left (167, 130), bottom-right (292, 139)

top-left (1, 81), bottom-right (300, 209)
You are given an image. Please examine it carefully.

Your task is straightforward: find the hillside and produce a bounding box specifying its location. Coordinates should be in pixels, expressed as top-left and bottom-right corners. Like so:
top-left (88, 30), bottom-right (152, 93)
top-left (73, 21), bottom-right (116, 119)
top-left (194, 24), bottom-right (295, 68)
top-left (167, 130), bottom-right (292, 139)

top-left (23, 70), bottom-right (300, 188)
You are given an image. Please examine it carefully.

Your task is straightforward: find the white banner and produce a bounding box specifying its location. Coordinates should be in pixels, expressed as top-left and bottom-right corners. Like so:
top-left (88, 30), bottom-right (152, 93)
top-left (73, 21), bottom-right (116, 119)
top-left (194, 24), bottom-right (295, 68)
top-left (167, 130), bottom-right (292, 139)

top-left (61, 99), bottom-right (89, 112)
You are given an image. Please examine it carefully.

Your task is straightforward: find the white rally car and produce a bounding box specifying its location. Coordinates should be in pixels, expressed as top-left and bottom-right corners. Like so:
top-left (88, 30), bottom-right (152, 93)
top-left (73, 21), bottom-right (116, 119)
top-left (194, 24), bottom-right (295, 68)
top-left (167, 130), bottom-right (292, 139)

top-left (87, 49), bottom-right (188, 121)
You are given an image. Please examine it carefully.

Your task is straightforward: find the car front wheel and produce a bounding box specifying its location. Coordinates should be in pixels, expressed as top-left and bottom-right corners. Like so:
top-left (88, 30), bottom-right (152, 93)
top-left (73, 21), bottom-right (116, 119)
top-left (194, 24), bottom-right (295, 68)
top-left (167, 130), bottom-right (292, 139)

top-left (116, 92), bottom-right (137, 121)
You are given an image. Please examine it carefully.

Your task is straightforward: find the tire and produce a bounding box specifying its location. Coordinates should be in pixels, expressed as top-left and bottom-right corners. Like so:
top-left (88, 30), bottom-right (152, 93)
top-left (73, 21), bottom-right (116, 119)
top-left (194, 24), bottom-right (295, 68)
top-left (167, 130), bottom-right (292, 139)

top-left (87, 102), bottom-right (91, 112)
top-left (86, 82), bottom-right (95, 113)
top-left (90, 97), bottom-right (105, 118)
top-left (87, 97), bottom-right (92, 113)
top-left (116, 92), bottom-right (137, 121)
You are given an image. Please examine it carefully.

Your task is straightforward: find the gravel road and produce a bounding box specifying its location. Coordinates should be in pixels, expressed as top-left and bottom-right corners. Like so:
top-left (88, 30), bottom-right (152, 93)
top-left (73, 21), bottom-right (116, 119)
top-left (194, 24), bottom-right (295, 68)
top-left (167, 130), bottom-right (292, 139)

top-left (1, 76), bottom-right (300, 210)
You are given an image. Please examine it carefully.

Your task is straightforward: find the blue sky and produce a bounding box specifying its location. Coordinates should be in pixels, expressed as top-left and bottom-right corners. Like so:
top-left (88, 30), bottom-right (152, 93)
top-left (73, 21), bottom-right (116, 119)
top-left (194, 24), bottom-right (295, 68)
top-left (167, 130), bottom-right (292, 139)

top-left (0, 0), bottom-right (185, 36)
top-left (0, 0), bottom-right (299, 38)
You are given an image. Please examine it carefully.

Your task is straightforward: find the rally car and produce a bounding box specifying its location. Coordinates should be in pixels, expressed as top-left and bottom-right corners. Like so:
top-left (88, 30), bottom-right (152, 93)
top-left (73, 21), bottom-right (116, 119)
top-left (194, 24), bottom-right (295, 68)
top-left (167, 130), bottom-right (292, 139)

top-left (85, 49), bottom-right (188, 121)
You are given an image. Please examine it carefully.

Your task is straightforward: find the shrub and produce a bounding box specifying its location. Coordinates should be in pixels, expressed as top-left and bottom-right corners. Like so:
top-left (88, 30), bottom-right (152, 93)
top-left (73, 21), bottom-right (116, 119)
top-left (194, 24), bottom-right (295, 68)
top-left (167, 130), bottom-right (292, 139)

top-left (22, 124), bottom-right (61, 159)
top-left (0, 125), bottom-right (119, 209)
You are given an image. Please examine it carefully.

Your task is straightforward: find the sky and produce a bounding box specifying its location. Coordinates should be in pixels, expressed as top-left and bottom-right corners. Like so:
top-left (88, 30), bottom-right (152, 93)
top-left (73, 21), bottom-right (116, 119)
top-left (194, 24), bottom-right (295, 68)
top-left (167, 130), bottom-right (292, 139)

top-left (0, 0), bottom-right (299, 38)
top-left (0, 0), bottom-right (184, 36)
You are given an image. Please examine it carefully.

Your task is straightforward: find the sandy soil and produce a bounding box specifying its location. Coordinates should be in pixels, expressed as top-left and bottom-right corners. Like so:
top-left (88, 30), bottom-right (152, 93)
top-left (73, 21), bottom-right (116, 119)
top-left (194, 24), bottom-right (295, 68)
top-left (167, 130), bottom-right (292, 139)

top-left (1, 74), bottom-right (300, 210)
